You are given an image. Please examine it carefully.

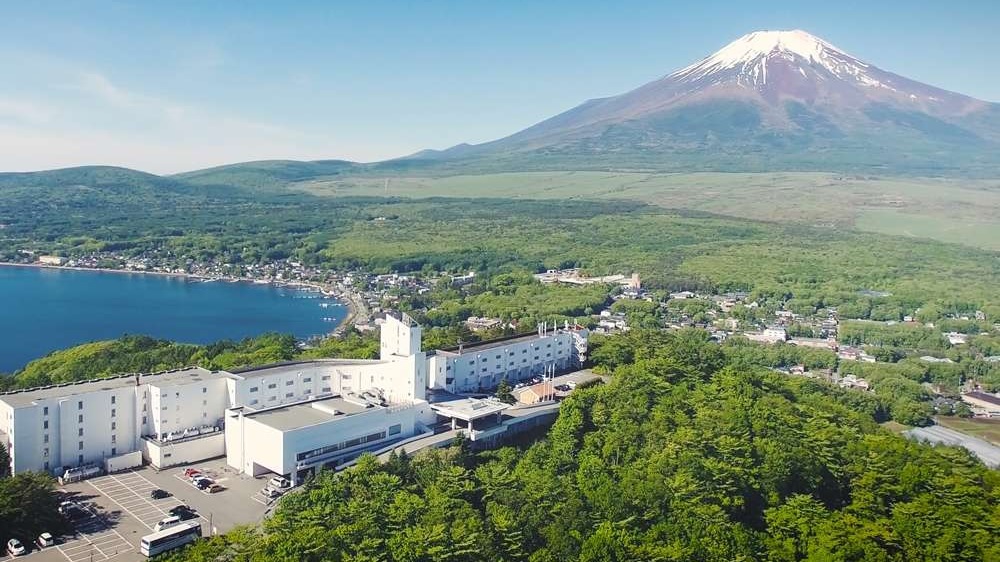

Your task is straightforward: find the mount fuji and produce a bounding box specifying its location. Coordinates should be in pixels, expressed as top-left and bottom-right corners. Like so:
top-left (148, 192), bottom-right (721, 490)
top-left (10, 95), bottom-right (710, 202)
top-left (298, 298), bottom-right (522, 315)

top-left (409, 30), bottom-right (1000, 175)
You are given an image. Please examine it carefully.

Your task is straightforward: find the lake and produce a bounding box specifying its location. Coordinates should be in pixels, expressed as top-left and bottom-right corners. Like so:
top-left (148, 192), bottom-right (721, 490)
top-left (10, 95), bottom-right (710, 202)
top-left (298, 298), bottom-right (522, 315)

top-left (0, 265), bottom-right (347, 373)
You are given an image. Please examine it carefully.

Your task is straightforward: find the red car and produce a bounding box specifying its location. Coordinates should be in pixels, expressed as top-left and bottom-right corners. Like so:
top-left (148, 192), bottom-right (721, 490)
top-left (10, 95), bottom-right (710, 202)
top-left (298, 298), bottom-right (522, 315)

top-left (183, 468), bottom-right (201, 478)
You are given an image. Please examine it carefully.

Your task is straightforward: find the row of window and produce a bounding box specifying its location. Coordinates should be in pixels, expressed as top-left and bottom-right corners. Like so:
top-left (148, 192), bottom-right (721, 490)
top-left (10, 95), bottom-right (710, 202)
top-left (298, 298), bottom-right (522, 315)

top-left (248, 375), bottom-right (328, 394)
top-left (295, 429), bottom-right (391, 462)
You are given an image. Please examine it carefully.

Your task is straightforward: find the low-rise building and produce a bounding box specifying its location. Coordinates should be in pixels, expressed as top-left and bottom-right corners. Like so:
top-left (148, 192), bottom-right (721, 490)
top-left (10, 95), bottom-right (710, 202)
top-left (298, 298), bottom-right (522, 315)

top-left (961, 392), bottom-right (1000, 413)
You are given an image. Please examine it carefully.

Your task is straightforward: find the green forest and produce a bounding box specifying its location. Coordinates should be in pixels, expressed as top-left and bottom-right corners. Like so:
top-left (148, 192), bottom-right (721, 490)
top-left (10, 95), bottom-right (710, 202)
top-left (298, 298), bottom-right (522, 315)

top-left (1, 168), bottom-right (998, 324)
top-left (158, 330), bottom-right (1000, 562)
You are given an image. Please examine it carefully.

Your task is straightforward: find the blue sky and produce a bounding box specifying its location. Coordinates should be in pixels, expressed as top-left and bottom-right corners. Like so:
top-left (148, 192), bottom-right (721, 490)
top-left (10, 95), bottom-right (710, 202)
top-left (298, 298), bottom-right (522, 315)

top-left (2, 0), bottom-right (998, 173)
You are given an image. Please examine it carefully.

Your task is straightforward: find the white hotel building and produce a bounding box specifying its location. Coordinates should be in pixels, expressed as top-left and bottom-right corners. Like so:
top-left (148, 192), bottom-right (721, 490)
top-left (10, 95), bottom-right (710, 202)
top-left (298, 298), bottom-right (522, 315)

top-left (0, 315), bottom-right (587, 481)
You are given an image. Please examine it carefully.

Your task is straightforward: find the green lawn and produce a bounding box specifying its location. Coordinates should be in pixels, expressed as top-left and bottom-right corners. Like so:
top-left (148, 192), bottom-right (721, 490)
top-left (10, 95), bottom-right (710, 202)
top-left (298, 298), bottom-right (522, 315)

top-left (297, 171), bottom-right (1000, 252)
top-left (936, 416), bottom-right (1000, 445)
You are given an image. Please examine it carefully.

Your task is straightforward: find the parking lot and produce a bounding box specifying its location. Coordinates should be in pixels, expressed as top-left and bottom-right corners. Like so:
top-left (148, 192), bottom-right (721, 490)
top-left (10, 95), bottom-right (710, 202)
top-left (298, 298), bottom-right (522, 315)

top-left (3, 462), bottom-right (273, 562)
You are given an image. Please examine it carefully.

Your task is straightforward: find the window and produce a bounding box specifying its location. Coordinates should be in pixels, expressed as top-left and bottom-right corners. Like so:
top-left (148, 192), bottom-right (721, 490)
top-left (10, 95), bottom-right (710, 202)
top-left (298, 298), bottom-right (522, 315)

top-left (164, 453), bottom-right (172, 458)
top-left (78, 455), bottom-right (84, 464)
top-left (78, 441), bottom-right (84, 450)
top-left (43, 406), bottom-right (48, 416)
top-left (268, 396), bottom-right (276, 402)
top-left (268, 383), bottom-right (277, 389)
top-left (111, 422), bottom-right (116, 430)
top-left (78, 414), bottom-right (83, 423)
top-left (111, 408), bottom-right (116, 418)
top-left (322, 375), bottom-right (330, 381)
top-left (43, 434), bottom-right (49, 443)
top-left (43, 447), bottom-right (49, 457)
top-left (321, 387), bottom-right (331, 393)
top-left (78, 401), bottom-right (83, 410)
top-left (388, 424), bottom-right (402, 436)
top-left (303, 377), bottom-right (312, 383)
top-left (495, 354), bottom-right (501, 359)
top-left (285, 392), bottom-right (294, 398)
top-left (142, 416), bottom-right (147, 425)
top-left (111, 447), bottom-right (116, 456)
top-left (469, 360), bottom-right (475, 366)
top-left (481, 358), bottom-right (487, 363)
top-left (250, 386), bottom-right (259, 393)
top-left (111, 395), bottom-right (116, 404)
top-left (111, 434), bottom-right (116, 443)
top-left (202, 387), bottom-right (207, 393)
top-left (78, 428), bottom-right (84, 437)
top-left (342, 374), bottom-right (352, 380)
top-left (481, 368), bottom-right (487, 373)
top-left (203, 412), bottom-right (207, 418)
top-left (304, 388), bottom-right (312, 395)
top-left (286, 380), bottom-right (294, 386)
top-left (202, 400), bottom-right (207, 406)
top-left (44, 461), bottom-right (49, 471)
top-left (43, 420), bottom-right (48, 429)
top-left (249, 399), bottom-right (259, 406)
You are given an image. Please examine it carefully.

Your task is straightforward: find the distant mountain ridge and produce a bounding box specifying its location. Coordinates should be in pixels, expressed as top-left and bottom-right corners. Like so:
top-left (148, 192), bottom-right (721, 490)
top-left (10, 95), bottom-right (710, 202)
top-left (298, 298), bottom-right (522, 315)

top-left (405, 30), bottom-right (1000, 175)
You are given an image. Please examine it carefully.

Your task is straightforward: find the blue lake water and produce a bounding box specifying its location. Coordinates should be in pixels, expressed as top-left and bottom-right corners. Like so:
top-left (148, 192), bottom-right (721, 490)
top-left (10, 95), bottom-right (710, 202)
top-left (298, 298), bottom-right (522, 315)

top-left (0, 265), bottom-right (346, 373)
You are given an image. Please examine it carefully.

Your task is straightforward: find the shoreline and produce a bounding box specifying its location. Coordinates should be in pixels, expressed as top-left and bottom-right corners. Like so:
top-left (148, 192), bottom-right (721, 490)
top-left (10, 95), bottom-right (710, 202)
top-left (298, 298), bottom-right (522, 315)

top-left (0, 261), bottom-right (360, 335)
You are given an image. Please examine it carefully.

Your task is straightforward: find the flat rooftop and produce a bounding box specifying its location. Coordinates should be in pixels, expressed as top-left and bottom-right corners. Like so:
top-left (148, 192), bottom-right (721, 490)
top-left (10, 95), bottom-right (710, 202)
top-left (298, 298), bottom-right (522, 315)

top-left (0, 367), bottom-right (215, 407)
top-left (438, 332), bottom-right (562, 356)
top-left (228, 359), bottom-right (385, 380)
top-left (245, 395), bottom-right (376, 431)
top-left (964, 392), bottom-right (1000, 407)
top-left (431, 397), bottom-right (509, 421)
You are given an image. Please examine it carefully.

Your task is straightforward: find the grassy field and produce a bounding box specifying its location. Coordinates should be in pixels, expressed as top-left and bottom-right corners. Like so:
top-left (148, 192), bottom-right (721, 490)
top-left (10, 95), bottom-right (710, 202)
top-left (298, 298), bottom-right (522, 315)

top-left (936, 416), bottom-right (1000, 445)
top-left (856, 209), bottom-right (1000, 251)
top-left (296, 171), bottom-right (1000, 251)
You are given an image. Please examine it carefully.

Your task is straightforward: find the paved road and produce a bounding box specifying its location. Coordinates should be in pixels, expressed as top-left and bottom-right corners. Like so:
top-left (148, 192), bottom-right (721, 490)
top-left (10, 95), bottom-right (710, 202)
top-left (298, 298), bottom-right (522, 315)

top-left (905, 425), bottom-right (1000, 468)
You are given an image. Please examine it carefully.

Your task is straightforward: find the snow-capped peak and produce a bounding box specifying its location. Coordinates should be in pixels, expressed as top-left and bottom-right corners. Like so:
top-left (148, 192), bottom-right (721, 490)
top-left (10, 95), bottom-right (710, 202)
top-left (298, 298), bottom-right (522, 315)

top-left (670, 29), bottom-right (867, 87)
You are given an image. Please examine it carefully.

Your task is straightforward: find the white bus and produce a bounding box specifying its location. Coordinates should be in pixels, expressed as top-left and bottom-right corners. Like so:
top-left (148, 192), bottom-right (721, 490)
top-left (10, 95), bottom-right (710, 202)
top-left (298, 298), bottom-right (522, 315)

top-left (139, 521), bottom-right (201, 557)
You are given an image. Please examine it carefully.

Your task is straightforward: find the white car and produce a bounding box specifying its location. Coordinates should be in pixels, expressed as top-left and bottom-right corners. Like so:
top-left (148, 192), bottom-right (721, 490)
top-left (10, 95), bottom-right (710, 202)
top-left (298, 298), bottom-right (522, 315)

top-left (268, 476), bottom-right (290, 489)
top-left (37, 532), bottom-right (56, 548)
top-left (6, 538), bottom-right (26, 556)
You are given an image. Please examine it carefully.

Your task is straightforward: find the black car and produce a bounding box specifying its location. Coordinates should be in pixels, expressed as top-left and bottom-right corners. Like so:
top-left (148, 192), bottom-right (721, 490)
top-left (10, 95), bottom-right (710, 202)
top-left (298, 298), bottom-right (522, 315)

top-left (150, 489), bottom-right (170, 499)
top-left (169, 505), bottom-right (197, 520)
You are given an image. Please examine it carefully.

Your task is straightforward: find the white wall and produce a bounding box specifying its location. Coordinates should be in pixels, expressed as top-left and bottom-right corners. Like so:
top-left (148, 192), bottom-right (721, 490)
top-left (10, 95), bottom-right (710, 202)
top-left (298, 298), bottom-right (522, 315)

top-left (148, 378), bottom-right (228, 439)
top-left (231, 403), bottom-right (420, 478)
top-left (142, 433), bottom-right (226, 469)
top-left (428, 332), bottom-right (576, 392)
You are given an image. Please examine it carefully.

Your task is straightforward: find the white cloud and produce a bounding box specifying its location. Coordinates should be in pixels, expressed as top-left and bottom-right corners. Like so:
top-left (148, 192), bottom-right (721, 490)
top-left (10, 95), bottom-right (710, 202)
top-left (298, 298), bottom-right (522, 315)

top-left (0, 97), bottom-right (56, 124)
top-left (0, 68), bottom-right (413, 173)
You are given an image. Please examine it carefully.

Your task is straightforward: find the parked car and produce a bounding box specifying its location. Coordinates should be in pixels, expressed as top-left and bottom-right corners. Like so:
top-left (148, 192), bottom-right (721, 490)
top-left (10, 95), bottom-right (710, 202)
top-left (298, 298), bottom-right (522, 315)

top-left (268, 476), bottom-right (290, 489)
top-left (168, 505), bottom-right (197, 520)
top-left (183, 468), bottom-right (201, 478)
top-left (193, 477), bottom-right (213, 490)
top-left (566, 380), bottom-right (578, 389)
top-left (154, 516), bottom-right (181, 532)
top-left (36, 533), bottom-right (55, 548)
top-left (150, 488), bottom-right (170, 499)
top-left (260, 486), bottom-right (282, 499)
top-left (59, 500), bottom-right (87, 520)
top-left (207, 483), bottom-right (225, 494)
top-left (555, 384), bottom-right (571, 392)
top-left (6, 538), bottom-right (26, 556)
